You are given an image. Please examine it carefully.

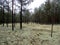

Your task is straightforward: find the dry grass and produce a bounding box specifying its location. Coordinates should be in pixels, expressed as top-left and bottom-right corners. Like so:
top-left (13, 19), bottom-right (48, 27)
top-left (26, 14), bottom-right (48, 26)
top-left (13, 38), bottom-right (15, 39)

top-left (0, 23), bottom-right (60, 45)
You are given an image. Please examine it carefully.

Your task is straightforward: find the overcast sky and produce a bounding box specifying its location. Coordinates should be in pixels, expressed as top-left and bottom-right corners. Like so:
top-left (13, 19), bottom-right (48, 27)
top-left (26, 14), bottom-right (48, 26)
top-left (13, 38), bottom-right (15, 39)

top-left (0, 0), bottom-right (46, 13)
top-left (27, 0), bottom-right (46, 12)
top-left (9, 0), bottom-right (46, 13)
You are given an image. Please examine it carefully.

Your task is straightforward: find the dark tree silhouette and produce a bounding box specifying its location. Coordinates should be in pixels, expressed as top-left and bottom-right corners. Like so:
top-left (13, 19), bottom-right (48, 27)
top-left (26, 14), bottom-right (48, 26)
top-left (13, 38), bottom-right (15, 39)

top-left (2, 1), bottom-right (5, 27)
top-left (12, 0), bottom-right (14, 30)
top-left (6, 0), bottom-right (9, 27)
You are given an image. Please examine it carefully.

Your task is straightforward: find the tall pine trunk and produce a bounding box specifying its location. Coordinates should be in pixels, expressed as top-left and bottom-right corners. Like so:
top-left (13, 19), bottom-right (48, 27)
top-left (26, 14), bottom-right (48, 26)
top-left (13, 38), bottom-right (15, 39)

top-left (20, 0), bottom-right (22, 29)
top-left (2, 4), bottom-right (4, 27)
top-left (6, 0), bottom-right (9, 27)
top-left (12, 0), bottom-right (14, 30)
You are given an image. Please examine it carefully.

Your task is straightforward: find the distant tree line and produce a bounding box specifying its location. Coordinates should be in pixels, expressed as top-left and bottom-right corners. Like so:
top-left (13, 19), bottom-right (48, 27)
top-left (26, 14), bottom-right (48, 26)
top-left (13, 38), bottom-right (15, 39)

top-left (0, 0), bottom-right (60, 24)
top-left (30, 0), bottom-right (60, 24)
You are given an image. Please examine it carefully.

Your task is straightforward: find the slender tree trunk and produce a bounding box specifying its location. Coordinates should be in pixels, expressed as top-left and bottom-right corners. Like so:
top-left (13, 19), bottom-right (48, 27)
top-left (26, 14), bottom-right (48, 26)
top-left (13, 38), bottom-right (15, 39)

top-left (2, 5), bottom-right (4, 27)
top-left (14, 13), bottom-right (16, 27)
top-left (6, 12), bottom-right (8, 27)
top-left (51, 5), bottom-right (55, 37)
top-left (14, 1), bottom-right (16, 27)
top-left (6, 0), bottom-right (9, 27)
top-left (51, 23), bottom-right (53, 37)
top-left (12, 0), bottom-right (14, 30)
top-left (51, 16), bottom-right (54, 37)
top-left (20, 0), bottom-right (22, 29)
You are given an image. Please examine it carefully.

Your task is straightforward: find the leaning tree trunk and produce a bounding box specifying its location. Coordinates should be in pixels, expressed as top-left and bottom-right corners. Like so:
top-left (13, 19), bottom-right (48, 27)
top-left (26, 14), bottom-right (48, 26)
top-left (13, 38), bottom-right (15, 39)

top-left (51, 5), bottom-right (56, 37)
top-left (51, 14), bottom-right (54, 37)
top-left (20, 0), bottom-right (22, 29)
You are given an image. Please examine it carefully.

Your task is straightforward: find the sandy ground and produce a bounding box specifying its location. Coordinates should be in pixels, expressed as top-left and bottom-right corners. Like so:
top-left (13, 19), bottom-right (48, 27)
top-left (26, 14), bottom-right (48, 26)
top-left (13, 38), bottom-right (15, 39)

top-left (0, 23), bottom-right (60, 45)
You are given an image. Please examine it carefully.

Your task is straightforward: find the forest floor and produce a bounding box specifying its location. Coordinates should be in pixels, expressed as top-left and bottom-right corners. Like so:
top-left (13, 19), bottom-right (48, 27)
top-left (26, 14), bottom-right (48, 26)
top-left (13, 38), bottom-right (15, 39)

top-left (0, 23), bottom-right (60, 45)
